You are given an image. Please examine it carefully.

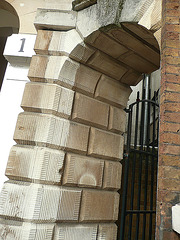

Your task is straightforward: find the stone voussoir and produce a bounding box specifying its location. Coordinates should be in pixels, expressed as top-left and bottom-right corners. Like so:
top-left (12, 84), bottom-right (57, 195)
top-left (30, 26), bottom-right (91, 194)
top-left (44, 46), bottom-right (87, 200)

top-left (95, 75), bottom-right (132, 108)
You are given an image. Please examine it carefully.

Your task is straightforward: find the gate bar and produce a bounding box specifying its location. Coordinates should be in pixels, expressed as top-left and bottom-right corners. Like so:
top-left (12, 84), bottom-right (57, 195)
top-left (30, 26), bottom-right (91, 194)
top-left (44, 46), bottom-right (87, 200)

top-left (128, 91), bottom-right (140, 240)
top-left (119, 106), bottom-right (133, 239)
top-left (142, 88), bottom-right (151, 240)
top-left (135, 88), bottom-right (146, 240)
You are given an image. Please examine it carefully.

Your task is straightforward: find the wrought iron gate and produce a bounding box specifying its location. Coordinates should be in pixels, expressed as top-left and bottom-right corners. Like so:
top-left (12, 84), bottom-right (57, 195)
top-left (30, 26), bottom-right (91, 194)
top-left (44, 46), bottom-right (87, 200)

top-left (118, 88), bottom-right (159, 240)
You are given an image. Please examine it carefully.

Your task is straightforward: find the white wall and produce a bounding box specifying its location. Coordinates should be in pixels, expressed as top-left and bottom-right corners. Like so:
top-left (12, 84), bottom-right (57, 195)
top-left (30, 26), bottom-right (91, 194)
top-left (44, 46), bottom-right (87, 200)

top-left (0, 34), bottom-right (36, 190)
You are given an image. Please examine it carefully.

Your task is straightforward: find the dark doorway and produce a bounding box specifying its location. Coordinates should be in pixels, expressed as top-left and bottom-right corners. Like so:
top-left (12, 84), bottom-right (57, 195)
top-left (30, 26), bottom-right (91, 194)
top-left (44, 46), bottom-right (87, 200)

top-left (0, 36), bottom-right (8, 90)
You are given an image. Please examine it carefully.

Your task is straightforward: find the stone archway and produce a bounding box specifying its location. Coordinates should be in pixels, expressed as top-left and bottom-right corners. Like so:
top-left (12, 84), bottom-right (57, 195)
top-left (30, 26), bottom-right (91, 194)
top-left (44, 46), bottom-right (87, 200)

top-left (0, 4), bottom-right (160, 240)
top-left (0, 1), bottom-right (19, 89)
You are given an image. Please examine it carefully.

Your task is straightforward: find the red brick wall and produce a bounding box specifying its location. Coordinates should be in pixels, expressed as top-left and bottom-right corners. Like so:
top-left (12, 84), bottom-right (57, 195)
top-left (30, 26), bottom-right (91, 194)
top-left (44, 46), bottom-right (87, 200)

top-left (156, 0), bottom-right (180, 239)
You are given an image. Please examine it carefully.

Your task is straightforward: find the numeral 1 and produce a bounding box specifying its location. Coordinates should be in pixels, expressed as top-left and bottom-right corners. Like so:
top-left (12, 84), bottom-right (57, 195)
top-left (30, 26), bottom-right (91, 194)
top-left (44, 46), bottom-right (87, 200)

top-left (19, 38), bottom-right (26, 52)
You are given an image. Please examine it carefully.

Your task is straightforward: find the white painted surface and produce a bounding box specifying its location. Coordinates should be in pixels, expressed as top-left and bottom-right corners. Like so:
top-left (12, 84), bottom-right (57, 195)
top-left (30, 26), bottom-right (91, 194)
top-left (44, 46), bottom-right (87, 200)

top-left (172, 203), bottom-right (180, 234)
top-left (0, 72), bottom-right (28, 191)
top-left (4, 34), bottom-right (36, 64)
top-left (0, 33), bottom-right (35, 191)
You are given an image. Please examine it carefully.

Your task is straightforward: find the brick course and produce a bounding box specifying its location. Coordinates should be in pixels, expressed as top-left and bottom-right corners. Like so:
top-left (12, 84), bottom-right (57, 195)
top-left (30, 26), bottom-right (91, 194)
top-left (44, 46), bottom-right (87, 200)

top-left (156, 0), bottom-right (180, 238)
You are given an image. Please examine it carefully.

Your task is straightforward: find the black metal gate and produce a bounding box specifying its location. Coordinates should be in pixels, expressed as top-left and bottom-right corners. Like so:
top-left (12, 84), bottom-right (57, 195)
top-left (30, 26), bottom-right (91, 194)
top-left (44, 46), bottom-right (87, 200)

top-left (118, 87), bottom-right (159, 240)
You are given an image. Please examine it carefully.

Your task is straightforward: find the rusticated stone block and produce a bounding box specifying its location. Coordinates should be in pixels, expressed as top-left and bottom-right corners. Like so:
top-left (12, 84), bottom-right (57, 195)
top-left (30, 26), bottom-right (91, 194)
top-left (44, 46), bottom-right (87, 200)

top-left (86, 30), bottom-right (128, 59)
top-left (21, 82), bottom-right (74, 118)
top-left (97, 224), bottom-right (117, 240)
top-left (14, 113), bottom-right (89, 153)
top-left (34, 9), bottom-right (77, 31)
top-left (34, 29), bottom-right (82, 56)
top-left (54, 224), bottom-right (98, 240)
top-left (70, 42), bottom-right (95, 63)
top-left (79, 189), bottom-right (119, 222)
top-left (6, 145), bottom-right (65, 184)
top-left (28, 56), bottom-right (67, 85)
top-left (72, 93), bottom-right (109, 129)
top-left (120, 69), bottom-right (143, 86)
top-left (108, 106), bottom-right (127, 134)
top-left (63, 153), bottom-right (104, 188)
top-left (0, 181), bottom-right (81, 222)
top-left (87, 50), bottom-right (128, 81)
top-left (88, 128), bottom-right (124, 160)
top-left (73, 63), bottom-right (101, 97)
top-left (103, 161), bottom-right (122, 191)
top-left (28, 56), bottom-right (101, 96)
top-left (28, 55), bottom-right (49, 81)
top-left (95, 75), bottom-right (132, 108)
top-left (0, 221), bottom-right (55, 240)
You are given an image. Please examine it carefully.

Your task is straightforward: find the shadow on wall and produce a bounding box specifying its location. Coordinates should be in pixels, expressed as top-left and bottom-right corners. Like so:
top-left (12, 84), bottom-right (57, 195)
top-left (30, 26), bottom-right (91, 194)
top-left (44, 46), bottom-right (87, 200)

top-left (0, 1), bottom-right (19, 90)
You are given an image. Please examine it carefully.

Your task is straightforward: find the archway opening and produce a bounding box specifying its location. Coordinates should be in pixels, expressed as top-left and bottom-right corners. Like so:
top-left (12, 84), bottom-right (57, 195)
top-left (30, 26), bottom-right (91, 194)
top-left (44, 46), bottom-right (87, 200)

top-left (0, 1), bottom-right (19, 90)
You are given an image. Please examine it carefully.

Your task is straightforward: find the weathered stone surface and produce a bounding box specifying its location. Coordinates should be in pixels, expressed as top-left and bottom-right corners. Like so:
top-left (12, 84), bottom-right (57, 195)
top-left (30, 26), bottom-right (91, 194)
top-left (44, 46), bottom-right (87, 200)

top-left (54, 224), bottom-right (98, 239)
top-left (0, 181), bottom-right (81, 222)
top-left (0, 221), bottom-right (55, 240)
top-left (21, 82), bottom-right (74, 118)
top-left (72, 93), bottom-right (109, 129)
top-left (76, 0), bottom-right (120, 38)
top-left (88, 128), bottom-right (124, 161)
top-left (108, 106), bottom-right (127, 134)
top-left (97, 224), bottom-right (117, 240)
top-left (14, 113), bottom-right (89, 154)
top-left (120, 0), bottom-right (155, 22)
top-left (79, 190), bottom-right (119, 222)
top-left (103, 161), bottom-right (122, 191)
top-left (34, 29), bottom-right (82, 56)
top-left (63, 153), bottom-right (104, 188)
top-left (6, 145), bottom-right (65, 184)
top-left (172, 203), bottom-right (180, 234)
top-left (34, 9), bottom-right (77, 31)
top-left (95, 75), bottom-right (132, 108)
